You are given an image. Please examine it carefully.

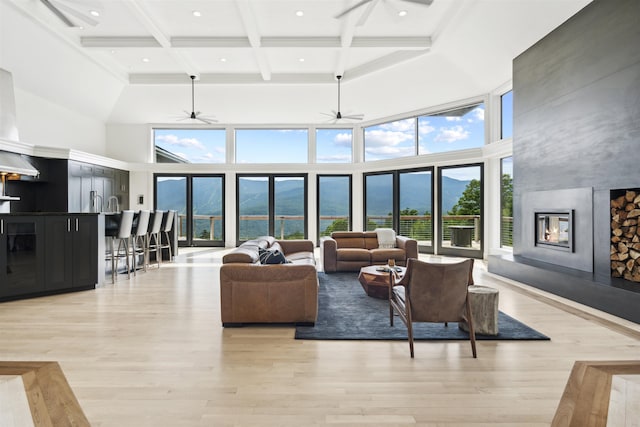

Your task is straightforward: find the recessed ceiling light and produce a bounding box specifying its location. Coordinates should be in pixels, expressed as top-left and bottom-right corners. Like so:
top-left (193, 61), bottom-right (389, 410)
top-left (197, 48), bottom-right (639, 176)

top-left (192, 10), bottom-right (201, 17)
top-left (398, 10), bottom-right (408, 17)
top-left (89, 10), bottom-right (100, 17)
top-left (220, 58), bottom-right (227, 62)
top-left (110, 50), bottom-right (116, 54)
top-left (295, 10), bottom-right (304, 17)
top-left (299, 58), bottom-right (305, 62)
top-left (142, 58), bottom-right (150, 63)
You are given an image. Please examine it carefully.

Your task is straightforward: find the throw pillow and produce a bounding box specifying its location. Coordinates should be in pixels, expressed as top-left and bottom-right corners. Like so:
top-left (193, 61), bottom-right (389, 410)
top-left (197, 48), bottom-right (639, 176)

top-left (259, 247), bottom-right (289, 264)
top-left (375, 228), bottom-right (396, 249)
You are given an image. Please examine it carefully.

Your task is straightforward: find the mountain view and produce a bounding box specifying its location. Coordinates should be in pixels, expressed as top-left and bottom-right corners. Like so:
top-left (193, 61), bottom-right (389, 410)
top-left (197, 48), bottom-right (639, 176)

top-left (156, 175), bottom-right (471, 239)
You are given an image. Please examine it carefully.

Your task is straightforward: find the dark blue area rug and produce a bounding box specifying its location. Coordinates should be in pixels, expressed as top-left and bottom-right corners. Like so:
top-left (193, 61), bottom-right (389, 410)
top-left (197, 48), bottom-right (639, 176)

top-left (295, 272), bottom-right (550, 341)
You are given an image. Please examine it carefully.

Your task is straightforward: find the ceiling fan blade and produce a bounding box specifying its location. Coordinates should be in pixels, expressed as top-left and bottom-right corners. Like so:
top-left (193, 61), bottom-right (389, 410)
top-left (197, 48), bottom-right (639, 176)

top-left (40, 0), bottom-right (75, 27)
top-left (357, 0), bottom-right (380, 26)
top-left (342, 114), bottom-right (364, 120)
top-left (400, 0), bottom-right (434, 5)
top-left (50, 0), bottom-right (99, 26)
top-left (334, 0), bottom-right (372, 19)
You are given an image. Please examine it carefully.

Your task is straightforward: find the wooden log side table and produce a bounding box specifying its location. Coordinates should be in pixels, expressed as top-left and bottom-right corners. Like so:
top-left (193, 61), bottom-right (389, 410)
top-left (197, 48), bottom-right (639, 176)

top-left (459, 285), bottom-right (499, 335)
top-left (358, 265), bottom-right (406, 299)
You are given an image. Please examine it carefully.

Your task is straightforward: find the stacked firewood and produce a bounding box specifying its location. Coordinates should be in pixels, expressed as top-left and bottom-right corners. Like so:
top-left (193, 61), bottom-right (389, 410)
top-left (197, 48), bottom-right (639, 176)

top-left (611, 190), bottom-right (640, 282)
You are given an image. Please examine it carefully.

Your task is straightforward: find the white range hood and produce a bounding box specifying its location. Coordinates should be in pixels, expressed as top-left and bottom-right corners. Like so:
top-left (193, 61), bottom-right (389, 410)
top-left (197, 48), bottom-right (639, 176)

top-left (0, 67), bottom-right (39, 211)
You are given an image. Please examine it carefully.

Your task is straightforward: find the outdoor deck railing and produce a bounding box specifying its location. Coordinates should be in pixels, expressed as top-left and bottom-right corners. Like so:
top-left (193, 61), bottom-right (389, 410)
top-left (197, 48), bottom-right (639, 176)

top-left (175, 214), bottom-right (516, 243)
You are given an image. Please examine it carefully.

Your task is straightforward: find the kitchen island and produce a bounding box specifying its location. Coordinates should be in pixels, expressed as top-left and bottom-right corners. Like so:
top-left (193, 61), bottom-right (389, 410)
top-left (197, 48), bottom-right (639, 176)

top-left (0, 212), bottom-right (105, 301)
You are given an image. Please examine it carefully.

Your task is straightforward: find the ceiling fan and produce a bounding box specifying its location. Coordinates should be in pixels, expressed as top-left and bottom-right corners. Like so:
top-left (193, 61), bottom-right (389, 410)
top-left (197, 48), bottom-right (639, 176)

top-left (335, 0), bottom-right (434, 26)
top-left (176, 75), bottom-right (217, 124)
top-left (40, 0), bottom-right (100, 28)
top-left (321, 75), bottom-right (364, 123)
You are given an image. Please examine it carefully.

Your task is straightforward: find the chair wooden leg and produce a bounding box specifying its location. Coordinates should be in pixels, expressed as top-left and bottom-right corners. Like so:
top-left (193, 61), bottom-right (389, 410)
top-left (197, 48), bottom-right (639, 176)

top-left (389, 302), bottom-right (394, 326)
top-left (407, 320), bottom-right (415, 358)
top-left (466, 301), bottom-right (477, 358)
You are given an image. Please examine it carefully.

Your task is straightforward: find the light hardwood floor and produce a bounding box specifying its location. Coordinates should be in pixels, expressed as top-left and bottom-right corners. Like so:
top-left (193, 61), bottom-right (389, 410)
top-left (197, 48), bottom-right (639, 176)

top-left (1, 248), bottom-right (639, 426)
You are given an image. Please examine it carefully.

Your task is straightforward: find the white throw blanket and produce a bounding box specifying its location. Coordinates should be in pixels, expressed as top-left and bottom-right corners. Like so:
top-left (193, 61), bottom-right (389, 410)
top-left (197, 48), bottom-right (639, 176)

top-left (375, 228), bottom-right (396, 248)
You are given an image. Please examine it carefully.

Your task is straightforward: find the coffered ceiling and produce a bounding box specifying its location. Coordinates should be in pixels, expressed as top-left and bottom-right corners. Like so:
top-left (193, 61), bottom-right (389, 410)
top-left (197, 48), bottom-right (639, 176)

top-left (2, 0), bottom-right (593, 125)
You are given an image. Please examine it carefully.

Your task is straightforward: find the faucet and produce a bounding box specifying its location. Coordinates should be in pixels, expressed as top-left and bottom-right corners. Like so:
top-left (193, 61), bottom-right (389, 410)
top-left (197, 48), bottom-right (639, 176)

top-left (90, 191), bottom-right (103, 213)
top-left (107, 196), bottom-right (120, 213)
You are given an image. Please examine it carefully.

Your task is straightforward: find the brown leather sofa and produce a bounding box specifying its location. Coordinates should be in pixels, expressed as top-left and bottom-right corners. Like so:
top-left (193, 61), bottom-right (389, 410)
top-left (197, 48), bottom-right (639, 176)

top-left (320, 231), bottom-right (418, 273)
top-left (219, 236), bottom-right (318, 326)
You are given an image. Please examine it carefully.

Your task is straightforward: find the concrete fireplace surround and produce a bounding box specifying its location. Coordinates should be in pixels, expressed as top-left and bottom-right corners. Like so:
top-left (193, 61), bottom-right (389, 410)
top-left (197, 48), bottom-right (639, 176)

top-left (488, 0), bottom-right (640, 324)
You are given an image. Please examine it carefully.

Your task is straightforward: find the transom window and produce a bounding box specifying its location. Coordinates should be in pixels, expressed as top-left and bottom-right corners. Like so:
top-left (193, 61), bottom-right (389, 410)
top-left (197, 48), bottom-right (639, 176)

top-left (235, 129), bottom-right (308, 163)
top-left (316, 129), bottom-right (352, 163)
top-left (154, 129), bottom-right (226, 163)
top-left (418, 103), bottom-right (485, 155)
top-left (364, 118), bottom-right (416, 162)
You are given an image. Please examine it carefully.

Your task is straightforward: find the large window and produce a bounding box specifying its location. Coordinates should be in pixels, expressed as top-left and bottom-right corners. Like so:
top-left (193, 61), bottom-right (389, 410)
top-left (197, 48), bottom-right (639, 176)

top-left (235, 129), bottom-right (308, 163)
top-left (438, 164), bottom-right (483, 258)
top-left (418, 103), bottom-right (485, 155)
top-left (154, 129), bottom-right (225, 163)
top-left (155, 174), bottom-right (224, 246)
top-left (364, 168), bottom-right (434, 251)
top-left (316, 129), bottom-right (352, 163)
top-left (317, 175), bottom-right (351, 242)
top-left (501, 157), bottom-right (513, 248)
top-left (236, 174), bottom-right (307, 242)
top-left (364, 118), bottom-right (416, 162)
top-left (501, 90), bottom-right (513, 140)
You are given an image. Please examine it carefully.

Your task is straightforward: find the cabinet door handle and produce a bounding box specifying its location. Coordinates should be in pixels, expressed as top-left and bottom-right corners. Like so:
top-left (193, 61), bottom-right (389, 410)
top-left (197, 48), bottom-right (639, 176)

top-left (76, 218), bottom-right (79, 232)
top-left (68, 218), bottom-right (71, 232)
top-left (1, 219), bottom-right (3, 234)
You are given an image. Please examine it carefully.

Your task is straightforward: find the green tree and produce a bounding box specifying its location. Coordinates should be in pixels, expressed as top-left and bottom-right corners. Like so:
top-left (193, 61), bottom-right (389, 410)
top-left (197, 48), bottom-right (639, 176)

top-left (449, 179), bottom-right (481, 215)
top-left (501, 173), bottom-right (513, 217)
top-left (324, 218), bottom-right (349, 235)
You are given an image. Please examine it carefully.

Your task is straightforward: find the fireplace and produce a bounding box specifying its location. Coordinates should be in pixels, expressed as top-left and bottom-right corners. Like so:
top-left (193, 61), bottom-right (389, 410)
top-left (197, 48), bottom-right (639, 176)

top-left (535, 211), bottom-right (573, 251)
top-left (610, 188), bottom-right (640, 283)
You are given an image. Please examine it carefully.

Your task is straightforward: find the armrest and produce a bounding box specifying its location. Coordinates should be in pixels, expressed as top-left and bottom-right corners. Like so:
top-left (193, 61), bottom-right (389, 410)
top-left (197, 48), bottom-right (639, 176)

top-left (276, 239), bottom-right (314, 255)
top-left (320, 236), bottom-right (338, 273)
top-left (396, 235), bottom-right (418, 259)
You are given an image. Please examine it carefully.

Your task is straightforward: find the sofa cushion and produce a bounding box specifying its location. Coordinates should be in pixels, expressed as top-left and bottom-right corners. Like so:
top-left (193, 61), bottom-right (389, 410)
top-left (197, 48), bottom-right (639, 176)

top-left (363, 232), bottom-right (379, 250)
top-left (222, 244), bottom-right (260, 263)
top-left (336, 248), bottom-right (371, 262)
top-left (370, 247), bottom-right (406, 263)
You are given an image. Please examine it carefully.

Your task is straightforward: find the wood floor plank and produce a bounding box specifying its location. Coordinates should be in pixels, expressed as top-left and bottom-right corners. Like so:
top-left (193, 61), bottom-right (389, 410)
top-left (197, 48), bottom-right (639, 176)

top-left (0, 248), bottom-right (638, 426)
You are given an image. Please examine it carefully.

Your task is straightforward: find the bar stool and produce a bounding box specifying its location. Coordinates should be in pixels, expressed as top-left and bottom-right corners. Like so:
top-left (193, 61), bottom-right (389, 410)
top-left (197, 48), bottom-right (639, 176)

top-left (107, 210), bottom-right (135, 284)
top-left (147, 210), bottom-right (165, 267)
top-left (131, 210), bottom-right (150, 275)
top-left (160, 210), bottom-right (176, 262)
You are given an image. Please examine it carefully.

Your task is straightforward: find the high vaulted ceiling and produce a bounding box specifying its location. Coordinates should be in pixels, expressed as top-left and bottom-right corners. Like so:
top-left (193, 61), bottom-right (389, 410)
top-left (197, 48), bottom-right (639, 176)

top-left (2, 0), bottom-right (592, 126)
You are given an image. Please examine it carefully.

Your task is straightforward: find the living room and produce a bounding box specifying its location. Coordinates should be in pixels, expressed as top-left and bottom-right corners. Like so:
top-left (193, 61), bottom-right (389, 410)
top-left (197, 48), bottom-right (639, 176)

top-left (1, 0), bottom-right (639, 425)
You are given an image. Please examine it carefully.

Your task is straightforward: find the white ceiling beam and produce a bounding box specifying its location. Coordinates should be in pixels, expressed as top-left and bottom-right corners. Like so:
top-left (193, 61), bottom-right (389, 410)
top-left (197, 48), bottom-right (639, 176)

top-left (234, 0), bottom-right (271, 81)
top-left (81, 36), bottom-right (430, 50)
top-left (336, 2), bottom-right (359, 78)
top-left (129, 73), bottom-right (336, 85)
top-left (123, 0), bottom-right (198, 77)
top-left (346, 49), bottom-right (431, 79)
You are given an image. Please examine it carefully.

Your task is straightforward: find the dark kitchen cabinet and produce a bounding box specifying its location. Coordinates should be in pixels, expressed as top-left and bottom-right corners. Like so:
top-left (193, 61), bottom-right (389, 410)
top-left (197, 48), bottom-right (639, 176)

top-left (0, 216), bottom-right (45, 298)
top-left (44, 215), bottom-right (98, 291)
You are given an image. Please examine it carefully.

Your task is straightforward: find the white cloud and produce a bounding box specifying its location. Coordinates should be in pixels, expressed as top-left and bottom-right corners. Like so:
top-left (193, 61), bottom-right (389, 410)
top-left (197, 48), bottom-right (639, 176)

top-left (471, 106), bottom-right (485, 122)
top-left (378, 118), bottom-right (415, 132)
top-left (418, 121), bottom-right (435, 136)
top-left (333, 132), bottom-right (352, 146)
top-left (445, 116), bottom-right (463, 122)
top-left (156, 134), bottom-right (206, 151)
top-left (364, 129), bottom-right (414, 147)
top-left (434, 125), bottom-right (470, 143)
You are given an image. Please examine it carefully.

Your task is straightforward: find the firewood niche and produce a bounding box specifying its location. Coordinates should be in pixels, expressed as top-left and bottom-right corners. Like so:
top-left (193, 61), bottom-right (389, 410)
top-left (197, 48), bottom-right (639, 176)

top-left (610, 189), bottom-right (640, 282)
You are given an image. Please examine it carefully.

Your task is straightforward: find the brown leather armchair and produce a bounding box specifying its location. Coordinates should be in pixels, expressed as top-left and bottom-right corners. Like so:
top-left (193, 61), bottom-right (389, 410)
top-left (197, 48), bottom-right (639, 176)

top-left (389, 258), bottom-right (476, 358)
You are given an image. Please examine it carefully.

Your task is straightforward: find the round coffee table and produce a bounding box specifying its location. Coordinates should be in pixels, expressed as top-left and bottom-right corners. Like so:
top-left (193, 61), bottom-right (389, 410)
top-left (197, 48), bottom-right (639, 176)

top-left (358, 265), bottom-right (406, 299)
